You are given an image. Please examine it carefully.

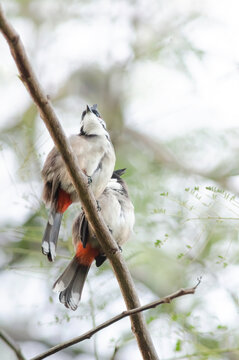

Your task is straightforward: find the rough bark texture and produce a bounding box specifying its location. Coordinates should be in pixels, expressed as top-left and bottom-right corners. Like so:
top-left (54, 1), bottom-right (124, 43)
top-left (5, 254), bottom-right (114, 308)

top-left (0, 5), bottom-right (159, 359)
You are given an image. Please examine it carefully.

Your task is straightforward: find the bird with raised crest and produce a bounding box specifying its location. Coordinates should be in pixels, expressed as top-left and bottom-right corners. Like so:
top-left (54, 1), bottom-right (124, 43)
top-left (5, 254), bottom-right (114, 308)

top-left (41, 104), bottom-right (116, 262)
top-left (53, 169), bottom-right (135, 310)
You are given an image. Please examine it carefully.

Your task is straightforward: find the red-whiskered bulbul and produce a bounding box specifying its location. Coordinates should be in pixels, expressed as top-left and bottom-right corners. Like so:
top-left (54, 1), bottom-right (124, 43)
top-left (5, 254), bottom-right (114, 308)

top-left (41, 104), bottom-right (116, 262)
top-left (53, 169), bottom-right (135, 310)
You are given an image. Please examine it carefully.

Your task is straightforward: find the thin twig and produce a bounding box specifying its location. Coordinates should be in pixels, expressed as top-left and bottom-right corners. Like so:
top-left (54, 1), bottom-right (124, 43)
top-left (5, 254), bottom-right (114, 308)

top-left (110, 345), bottom-right (120, 360)
top-left (31, 280), bottom-right (201, 360)
top-left (0, 5), bottom-right (158, 360)
top-left (164, 346), bottom-right (239, 360)
top-left (123, 127), bottom-right (235, 191)
top-left (186, 216), bottom-right (239, 221)
top-left (0, 329), bottom-right (26, 360)
top-left (88, 281), bottom-right (99, 360)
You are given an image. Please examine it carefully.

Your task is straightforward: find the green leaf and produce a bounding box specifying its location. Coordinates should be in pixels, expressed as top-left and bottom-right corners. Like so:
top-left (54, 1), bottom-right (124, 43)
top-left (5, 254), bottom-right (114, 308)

top-left (175, 339), bottom-right (182, 352)
top-left (155, 240), bottom-right (163, 248)
top-left (217, 325), bottom-right (228, 331)
top-left (153, 208), bottom-right (166, 214)
top-left (147, 316), bottom-right (156, 324)
top-left (160, 192), bottom-right (168, 196)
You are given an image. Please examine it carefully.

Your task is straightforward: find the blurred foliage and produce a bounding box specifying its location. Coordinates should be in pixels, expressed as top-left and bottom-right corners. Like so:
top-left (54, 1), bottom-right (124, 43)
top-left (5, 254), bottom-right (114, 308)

top-left (1, 0), bottom-right (239, 360)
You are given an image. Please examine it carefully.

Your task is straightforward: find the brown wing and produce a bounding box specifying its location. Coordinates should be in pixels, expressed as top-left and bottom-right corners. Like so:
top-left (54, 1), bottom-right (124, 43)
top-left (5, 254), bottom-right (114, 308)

top-left (41, 147), bottom-right (60, 206)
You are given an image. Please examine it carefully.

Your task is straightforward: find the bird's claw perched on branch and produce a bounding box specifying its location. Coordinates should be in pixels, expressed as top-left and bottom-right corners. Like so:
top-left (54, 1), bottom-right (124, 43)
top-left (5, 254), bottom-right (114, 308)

top-left (87, 175), bottom-right (92, 185)
top-left (96, 200), bottom-right (101, 212)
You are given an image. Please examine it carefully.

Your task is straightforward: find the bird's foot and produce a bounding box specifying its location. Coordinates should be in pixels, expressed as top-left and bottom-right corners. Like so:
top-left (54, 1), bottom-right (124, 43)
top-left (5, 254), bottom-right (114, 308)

top-left (87, 175), bottom-right (92, 185)
top-left (96, 200), bottom-right (101, 212)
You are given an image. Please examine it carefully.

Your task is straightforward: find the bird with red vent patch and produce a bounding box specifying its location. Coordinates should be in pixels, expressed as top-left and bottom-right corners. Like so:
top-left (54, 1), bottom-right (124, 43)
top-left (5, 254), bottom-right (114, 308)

top-left (41, 104), bottom-right (115, 261)
top-left (53, 169), bottom-right (135, 310)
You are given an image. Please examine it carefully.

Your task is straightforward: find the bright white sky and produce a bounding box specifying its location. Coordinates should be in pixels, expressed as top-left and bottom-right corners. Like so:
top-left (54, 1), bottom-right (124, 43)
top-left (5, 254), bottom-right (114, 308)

top-left (130, 0), bottom-right (239, 138)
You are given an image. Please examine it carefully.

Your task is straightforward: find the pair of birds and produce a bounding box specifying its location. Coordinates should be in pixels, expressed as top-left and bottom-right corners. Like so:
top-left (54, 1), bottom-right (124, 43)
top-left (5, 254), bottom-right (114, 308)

top-left (41, 104), bottom-right (135, 311)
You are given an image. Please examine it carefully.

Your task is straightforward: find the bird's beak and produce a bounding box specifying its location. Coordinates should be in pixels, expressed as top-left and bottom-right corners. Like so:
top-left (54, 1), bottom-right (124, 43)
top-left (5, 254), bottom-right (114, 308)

top-left (86, 105), bottom-right (92, 113)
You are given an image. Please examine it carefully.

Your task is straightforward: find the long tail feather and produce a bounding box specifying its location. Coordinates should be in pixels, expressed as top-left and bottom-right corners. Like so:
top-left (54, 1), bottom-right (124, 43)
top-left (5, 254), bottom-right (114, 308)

top-left (52, 257), bottom-right (79, 292)
top-left (42, 211), bottom-right (63, 262)
top-left (53, 256), bottom-right (91, 311)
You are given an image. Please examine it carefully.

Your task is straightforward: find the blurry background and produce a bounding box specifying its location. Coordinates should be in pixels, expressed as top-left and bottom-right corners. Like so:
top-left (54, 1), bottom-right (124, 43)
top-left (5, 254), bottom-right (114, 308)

top-left (0, 0), bottom-right (239, 359)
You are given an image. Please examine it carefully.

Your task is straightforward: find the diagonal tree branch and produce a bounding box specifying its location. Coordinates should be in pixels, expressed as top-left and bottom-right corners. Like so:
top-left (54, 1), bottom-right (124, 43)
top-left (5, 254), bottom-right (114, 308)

top-left (0, 5), bottom-right (158, 360)
top-left (31, 280), bottom-right (201, 360)
top-left (0, 329), bottom-right (26, 360)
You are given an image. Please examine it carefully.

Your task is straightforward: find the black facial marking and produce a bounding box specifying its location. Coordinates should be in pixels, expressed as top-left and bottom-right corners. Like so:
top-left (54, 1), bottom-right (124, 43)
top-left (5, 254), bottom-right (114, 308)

top-left (81, 105), bottom-right (101, 119)
top-left (100, 121), bottom-right (106, 130)
top-left (79, 125), bottom-right (86, 136)
top-left (116, 187), bottom-right (128, 197)
top-left (79, 126), bottom-right (97, 137)
top-left (92, 108), bottom-right (101, 118)
top-left (111, 171), bottom-right (129, 197)
top-left (81, 110), bottom-right (86, 120)
top-left (80, 104), bottom-right (107, 137)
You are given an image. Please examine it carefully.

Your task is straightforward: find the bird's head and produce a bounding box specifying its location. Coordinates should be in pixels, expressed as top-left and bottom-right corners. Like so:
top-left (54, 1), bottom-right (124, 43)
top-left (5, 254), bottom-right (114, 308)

top-left (107, 168), bottom-right (128, 196)
top-left (80, 104), bottom-right (108, 136)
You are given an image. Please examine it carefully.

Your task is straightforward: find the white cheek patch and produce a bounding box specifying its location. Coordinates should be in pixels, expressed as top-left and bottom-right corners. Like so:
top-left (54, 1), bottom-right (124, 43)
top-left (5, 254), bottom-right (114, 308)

top-left (88, 113), bottom-right (98, 121)
top-left (107, 179), bottom-right (123, 191)
top-left (83, 113), bottom-right (107, 135)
